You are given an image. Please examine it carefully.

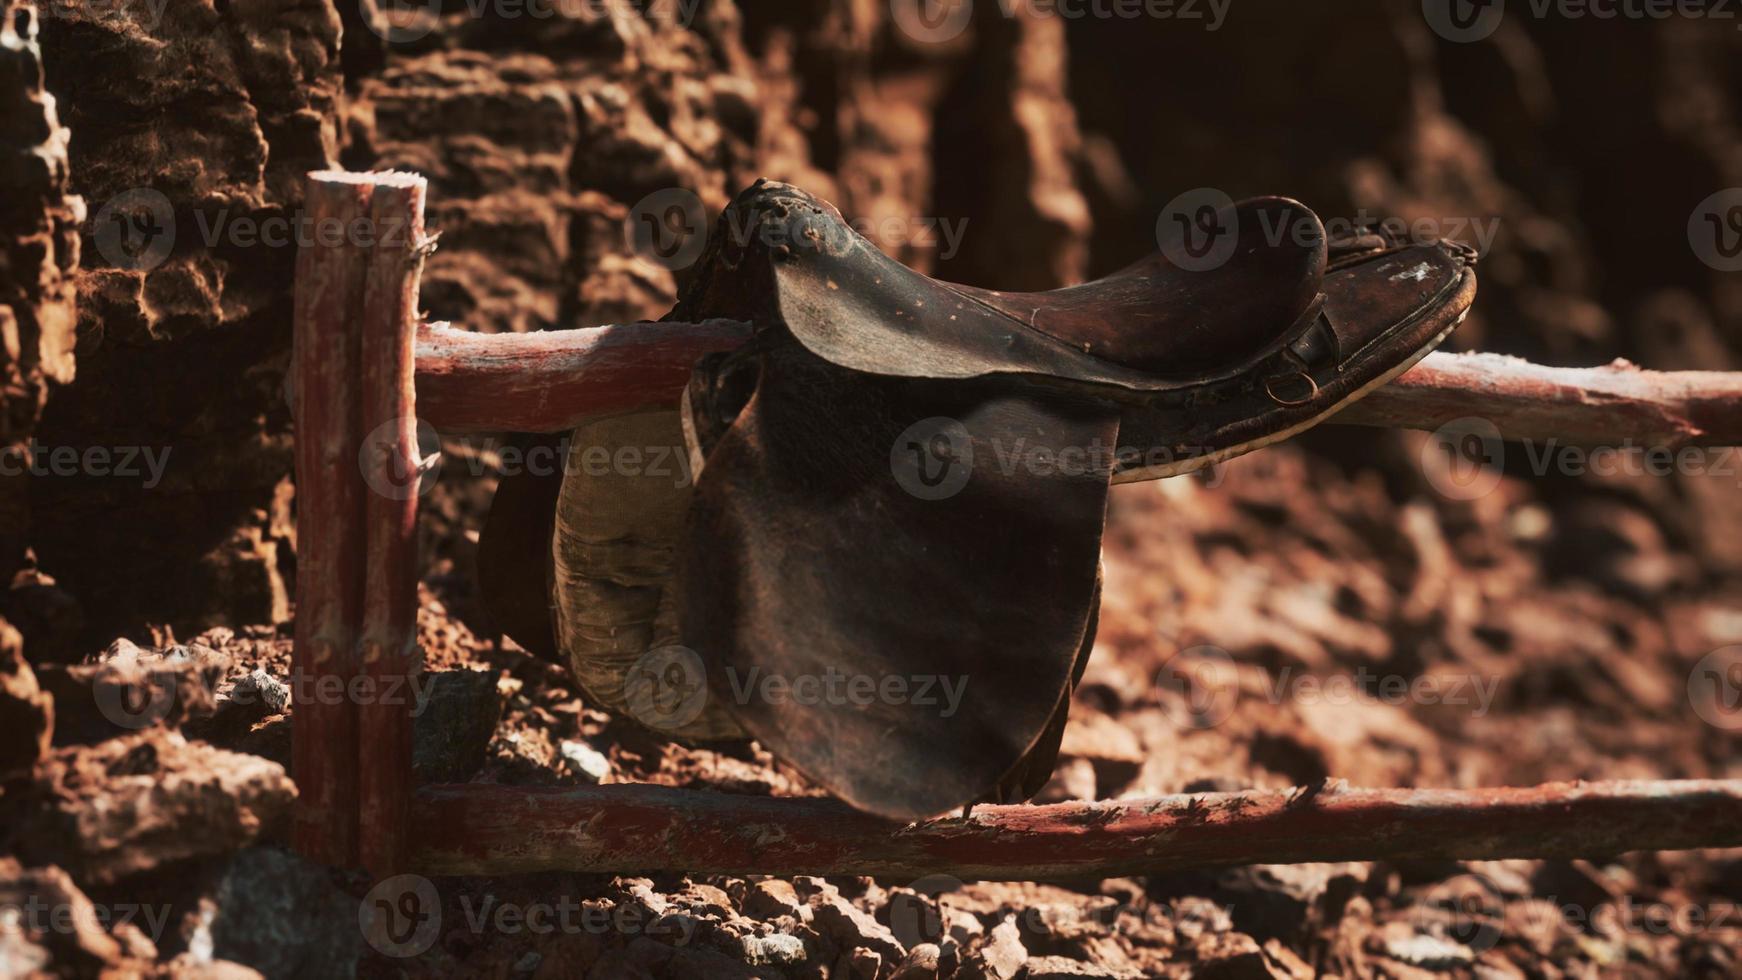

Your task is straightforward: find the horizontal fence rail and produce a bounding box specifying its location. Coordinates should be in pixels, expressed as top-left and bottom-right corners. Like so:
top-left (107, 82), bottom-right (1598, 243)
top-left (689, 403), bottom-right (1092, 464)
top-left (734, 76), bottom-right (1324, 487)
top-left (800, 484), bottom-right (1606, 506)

top-left (407, 778), bottom-right (1742, 879)
top-left (414, 322), bottom-right (1742, 447)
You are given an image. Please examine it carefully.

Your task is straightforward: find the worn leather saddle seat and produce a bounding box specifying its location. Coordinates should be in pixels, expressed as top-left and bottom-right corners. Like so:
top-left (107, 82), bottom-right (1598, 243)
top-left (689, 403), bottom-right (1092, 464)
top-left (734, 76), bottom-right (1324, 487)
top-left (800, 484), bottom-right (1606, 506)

top-left (481, 180), bottom-right (1478, 822)
top-left (758, 190), bottom-right (1327, 390)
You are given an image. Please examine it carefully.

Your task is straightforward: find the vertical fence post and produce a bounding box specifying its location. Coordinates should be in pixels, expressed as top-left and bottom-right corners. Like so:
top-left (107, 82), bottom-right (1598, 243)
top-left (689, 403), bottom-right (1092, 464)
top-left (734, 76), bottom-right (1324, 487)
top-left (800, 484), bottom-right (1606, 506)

top-left (290, 174), bottom-right (375, 865)
top-left (356, 173), bottom-right (430, 877)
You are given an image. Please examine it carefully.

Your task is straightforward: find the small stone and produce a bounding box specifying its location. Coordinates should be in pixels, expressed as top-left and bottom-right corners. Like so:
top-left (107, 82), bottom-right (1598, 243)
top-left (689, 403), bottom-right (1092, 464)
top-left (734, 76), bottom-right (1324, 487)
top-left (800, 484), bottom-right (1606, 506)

top-left (1373, 928), bottom-right (1476, 970)
top-left (811, 893), bottom-right (904, 964)
top-left (891, 942), bottom-right (942, 979)
top-left (0, 617), bottom-right (52, 776)
top-left (560, 739), bottom-right (611, 781)
top-left (744, 879), bottom-right (805, 921)
top-left (944, 906), bottom-right (984, 946)
top-left (1020, 954), bottom-right (1141, 978)
top-left (0, 859), bottom-right (123, 971)
top-left (740, 933), bottom-right (806, 966)
top-left (231, 668), bottom-right (289, 714)
top-left (1, 730), bottom-right (296, 884)
top-left (35, 640), bottom-right (229, 744)
top-left (677, 882), bottom-right (734, 919)
top-left (978, 916), bottom-right (1027, 980)
top-left (412, 669), bottom-right (501, 783)
top-left (1034, 756), bottom-right (1098, 803)
top-left (103, 637), bottom-right (144, 661)
top-left (211, 848), bottom-right (360, 979)
top-left (848, 946), bottom-right (882, 979)
top-left (1059, 710), bottom-right (1145, 793)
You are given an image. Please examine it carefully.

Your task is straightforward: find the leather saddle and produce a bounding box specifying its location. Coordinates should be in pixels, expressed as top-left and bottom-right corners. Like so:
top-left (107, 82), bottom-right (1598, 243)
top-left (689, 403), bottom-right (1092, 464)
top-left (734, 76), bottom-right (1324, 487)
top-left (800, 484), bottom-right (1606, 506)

top-left (481, 180), bottom-right (1477, 821)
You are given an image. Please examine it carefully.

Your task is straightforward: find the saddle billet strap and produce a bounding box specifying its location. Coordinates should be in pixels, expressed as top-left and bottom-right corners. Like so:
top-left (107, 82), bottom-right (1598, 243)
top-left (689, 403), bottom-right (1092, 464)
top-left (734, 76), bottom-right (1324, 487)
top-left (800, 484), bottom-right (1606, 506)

top-left (678, 338), bottom-right (1117, 821)
top-left (478, 432), bottom-right (565, 663)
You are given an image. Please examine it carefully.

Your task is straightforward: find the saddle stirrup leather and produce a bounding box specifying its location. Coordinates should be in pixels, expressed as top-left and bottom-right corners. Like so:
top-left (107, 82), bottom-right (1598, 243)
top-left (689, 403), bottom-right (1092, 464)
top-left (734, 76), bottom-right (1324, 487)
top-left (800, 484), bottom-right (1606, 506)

top-left (481, 180), bottom-right (1479, 821)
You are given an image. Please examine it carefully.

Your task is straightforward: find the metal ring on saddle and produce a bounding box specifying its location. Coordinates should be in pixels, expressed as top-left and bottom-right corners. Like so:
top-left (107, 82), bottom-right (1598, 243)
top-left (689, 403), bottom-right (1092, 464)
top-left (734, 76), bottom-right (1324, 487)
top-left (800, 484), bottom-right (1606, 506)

top-left (1264, 370), bottom-right (1319, 406)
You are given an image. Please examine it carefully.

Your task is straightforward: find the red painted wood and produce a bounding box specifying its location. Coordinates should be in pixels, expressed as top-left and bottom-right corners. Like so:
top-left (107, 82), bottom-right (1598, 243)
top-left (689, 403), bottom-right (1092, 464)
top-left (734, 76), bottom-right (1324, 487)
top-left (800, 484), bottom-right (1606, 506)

top-left (413, 319), bottom-right (751, 433)
top-left (290, 173), bottom-right (376, 865)
top-left (356, 174), bottom-right (429, 878)
top-left (407, 778), bottom-right (1742, 879)
top-left (416, 329), bottom-right (1742, 447)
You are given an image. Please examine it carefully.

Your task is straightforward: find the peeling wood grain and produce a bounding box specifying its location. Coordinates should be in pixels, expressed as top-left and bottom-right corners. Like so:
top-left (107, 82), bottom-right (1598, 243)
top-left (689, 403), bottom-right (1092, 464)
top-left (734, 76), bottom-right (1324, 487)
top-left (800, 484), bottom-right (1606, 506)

top-left (1337, 352), bottom-right (1742, 446)
top-left (408, 778), bottom-right (1742, 879)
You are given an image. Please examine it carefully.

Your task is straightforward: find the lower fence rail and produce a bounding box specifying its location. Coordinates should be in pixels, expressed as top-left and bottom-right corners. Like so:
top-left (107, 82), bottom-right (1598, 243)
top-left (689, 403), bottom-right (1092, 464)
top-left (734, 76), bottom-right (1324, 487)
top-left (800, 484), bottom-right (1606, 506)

top-left (407, 779), bottom-right (1742, 879)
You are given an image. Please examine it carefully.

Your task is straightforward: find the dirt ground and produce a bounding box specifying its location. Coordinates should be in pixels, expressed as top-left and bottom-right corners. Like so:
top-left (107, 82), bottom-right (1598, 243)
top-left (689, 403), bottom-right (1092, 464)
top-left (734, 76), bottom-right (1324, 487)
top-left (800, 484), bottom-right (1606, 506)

top-left (7, 431), bottom-right (1741, 978)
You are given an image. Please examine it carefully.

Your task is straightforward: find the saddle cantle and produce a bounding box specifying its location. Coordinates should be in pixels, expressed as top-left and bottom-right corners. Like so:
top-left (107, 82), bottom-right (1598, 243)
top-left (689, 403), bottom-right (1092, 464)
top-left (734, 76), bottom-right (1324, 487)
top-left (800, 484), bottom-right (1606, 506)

top-left (480, 180), bottom-right (1478, 821)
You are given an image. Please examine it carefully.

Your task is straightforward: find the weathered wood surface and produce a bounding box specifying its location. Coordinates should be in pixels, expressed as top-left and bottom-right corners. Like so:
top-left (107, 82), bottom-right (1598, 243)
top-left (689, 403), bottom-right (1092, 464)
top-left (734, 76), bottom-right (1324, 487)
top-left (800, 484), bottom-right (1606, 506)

top-left (414, 328), bottom-right (1742, 447)
top-left (356, 173), bottom-right (429, 878)
top-left (1336, 351), bottom-right (1742, 447)
top-left (407, 778), bottom-right (1742, 879)
top-left (413, 319), bottom-right (752, 433)
top-left (289, 173), bottom-right (374, 865)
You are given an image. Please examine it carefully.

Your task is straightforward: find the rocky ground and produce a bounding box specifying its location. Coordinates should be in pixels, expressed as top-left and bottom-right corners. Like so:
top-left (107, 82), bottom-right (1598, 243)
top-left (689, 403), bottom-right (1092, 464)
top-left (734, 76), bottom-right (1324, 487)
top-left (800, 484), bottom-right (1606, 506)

top-left (5, 431), bottom-right (1741, 977)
